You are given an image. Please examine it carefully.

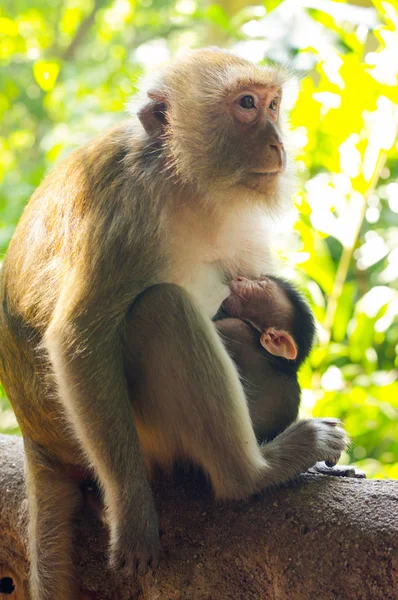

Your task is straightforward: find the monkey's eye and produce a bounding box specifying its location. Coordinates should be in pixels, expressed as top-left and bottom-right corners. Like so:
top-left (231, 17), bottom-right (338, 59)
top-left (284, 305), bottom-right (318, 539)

top-left (269, 98), bottom-right (279, 111)
top-left (239, 95), bottom-right (256, 109)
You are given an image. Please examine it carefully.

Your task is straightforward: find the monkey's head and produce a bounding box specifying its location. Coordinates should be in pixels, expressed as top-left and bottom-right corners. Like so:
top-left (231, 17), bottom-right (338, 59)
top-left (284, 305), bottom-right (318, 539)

top-left (135, 48), bottom-right (290, 206)
top-left (222, 276), bottom-right (315, 366)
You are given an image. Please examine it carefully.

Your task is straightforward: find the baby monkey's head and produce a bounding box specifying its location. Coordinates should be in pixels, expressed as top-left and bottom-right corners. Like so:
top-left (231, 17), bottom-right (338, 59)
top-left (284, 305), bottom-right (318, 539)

top-left (223, 276), bottom-right (315, 366)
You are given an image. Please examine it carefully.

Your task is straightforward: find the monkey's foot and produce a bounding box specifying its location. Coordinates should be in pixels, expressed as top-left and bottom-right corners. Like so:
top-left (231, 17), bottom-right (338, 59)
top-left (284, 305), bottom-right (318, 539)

top-left (309, 462), bottom-right (366, 479)
top-left (109, 511), bottom-right (161, 577)
top-left (110, 537), bottom-right (161, 578)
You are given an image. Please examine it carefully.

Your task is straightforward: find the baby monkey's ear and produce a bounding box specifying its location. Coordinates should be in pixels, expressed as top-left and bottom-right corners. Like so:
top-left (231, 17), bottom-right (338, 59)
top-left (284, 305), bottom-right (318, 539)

top-left (138, 90), bottom-right (168, 135)
top-left (260, 327), bottom-right (297, 361)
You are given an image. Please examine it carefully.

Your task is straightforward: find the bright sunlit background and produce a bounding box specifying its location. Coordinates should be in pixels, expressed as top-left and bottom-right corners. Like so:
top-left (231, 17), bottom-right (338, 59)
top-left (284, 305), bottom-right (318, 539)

top-left (0, 0), bottom-right (397, 477)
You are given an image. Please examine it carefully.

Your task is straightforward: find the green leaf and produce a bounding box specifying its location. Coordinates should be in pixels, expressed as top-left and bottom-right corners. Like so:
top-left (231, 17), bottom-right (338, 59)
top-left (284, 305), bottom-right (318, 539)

top-left (33, 61), bottom-right (60, 92)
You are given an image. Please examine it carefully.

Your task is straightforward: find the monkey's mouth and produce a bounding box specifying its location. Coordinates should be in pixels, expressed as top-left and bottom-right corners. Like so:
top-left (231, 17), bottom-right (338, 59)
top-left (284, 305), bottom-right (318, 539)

top-left (242, 170), bottom-right (282, 194)
top-left (249, 171), bottom-right (280, 177)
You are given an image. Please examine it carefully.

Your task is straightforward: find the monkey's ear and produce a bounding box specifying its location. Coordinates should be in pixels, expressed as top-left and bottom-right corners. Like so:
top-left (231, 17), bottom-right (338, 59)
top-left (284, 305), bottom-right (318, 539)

top-left (260, 328), bottom-right (297, 361)
top-left (138, 91), bottom-right (168, 136)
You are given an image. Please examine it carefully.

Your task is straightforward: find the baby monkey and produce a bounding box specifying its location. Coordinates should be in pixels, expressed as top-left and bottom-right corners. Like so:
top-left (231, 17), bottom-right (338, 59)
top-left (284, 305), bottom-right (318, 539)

top-left (215, 275), bottom-right (314, 442)
top-left (217, 277), bottom-right (362, 478)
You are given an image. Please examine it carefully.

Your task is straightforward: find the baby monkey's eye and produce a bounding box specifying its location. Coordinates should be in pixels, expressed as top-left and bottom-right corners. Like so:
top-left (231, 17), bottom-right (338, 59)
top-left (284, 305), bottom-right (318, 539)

top-left (269, 98), bottom-right (279, 111)
top-left (239, 95), bottom-right (256, 109)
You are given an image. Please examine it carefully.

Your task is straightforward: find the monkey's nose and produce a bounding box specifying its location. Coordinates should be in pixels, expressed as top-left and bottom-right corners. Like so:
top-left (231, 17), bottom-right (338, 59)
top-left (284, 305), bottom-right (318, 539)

top-left (270, 142), bottom-right (285, 169)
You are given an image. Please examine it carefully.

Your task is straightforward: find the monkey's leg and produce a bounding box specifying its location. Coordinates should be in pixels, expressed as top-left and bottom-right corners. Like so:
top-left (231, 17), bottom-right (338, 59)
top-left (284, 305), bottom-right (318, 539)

top-left (127, 284), bottom-right (265, 499)
top-left (127, 284), bottom-right (347, 499)
top-left (25, 440), bottom-right (81, 600)
top-left (45, 288), bottom-right (161, 578)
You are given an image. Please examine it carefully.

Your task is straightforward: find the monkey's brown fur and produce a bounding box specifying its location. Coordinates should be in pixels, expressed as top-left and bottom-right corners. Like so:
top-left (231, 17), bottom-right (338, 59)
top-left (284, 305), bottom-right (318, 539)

top-left (0, 48), bottom-right (347, 600)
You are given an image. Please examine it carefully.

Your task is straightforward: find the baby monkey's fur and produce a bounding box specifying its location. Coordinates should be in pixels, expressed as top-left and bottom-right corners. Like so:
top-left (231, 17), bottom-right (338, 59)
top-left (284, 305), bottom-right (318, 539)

top-left (215, 275), bottom-right (316, 441)
top-left (0, 48), bottom-right (347, 600)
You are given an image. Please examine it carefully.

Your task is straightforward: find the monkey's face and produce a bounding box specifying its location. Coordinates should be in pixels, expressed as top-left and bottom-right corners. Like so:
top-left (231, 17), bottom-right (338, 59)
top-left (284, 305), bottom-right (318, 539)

top-left (136, 49), bottom-right (290, 204)
top-left (226, 84), bottom-right (286, 195)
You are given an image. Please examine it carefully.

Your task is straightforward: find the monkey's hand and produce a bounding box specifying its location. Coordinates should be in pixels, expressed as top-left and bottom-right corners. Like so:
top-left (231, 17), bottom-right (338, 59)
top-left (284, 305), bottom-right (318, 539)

top-left (301, 418), bottom-right (349, 467)
top-left (109, 506), bottom-right (161, 577)
top-left (261, 418), bottom-right (349, 485)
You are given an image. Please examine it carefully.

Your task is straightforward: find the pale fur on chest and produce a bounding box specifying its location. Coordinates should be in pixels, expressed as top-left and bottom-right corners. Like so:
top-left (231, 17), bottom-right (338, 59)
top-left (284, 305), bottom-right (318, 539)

top-left (168, 203), bottom-right (275, 317)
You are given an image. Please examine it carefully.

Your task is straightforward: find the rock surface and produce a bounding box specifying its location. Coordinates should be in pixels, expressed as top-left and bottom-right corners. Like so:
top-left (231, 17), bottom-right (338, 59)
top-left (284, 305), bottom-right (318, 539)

top-left (0, 434), bottom-right (397, 599)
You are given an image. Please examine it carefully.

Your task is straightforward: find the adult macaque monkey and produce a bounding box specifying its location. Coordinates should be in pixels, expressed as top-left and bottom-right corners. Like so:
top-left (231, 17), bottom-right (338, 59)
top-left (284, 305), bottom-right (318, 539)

top-left (0, 48), bottom-right (347, 599)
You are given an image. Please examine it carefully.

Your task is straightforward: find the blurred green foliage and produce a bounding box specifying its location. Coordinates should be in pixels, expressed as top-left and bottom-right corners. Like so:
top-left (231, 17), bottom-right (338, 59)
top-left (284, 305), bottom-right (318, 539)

top-left (0, 0), bottom-right (397, 477)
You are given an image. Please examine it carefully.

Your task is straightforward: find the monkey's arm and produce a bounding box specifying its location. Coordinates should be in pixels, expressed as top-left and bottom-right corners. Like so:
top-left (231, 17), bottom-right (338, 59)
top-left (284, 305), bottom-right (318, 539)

top-left (44, 275), bottom-right (160, 577)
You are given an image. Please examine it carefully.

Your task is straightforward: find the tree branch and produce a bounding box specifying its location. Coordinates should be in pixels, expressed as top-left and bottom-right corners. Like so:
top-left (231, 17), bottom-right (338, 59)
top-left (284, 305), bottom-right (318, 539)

top-left (62, 0), bottom-right (108, 62)
top-left (322, 152), bottom-right (387, 346)
top-left (0, 434), bottom-right (397, 599)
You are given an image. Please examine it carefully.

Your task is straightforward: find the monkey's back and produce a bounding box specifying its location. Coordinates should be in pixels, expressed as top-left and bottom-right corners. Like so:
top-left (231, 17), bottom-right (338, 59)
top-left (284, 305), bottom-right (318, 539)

top-left (0, 123), bottom-right (152, 458)
top-left (0, 157), bottom-right (87, 456)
